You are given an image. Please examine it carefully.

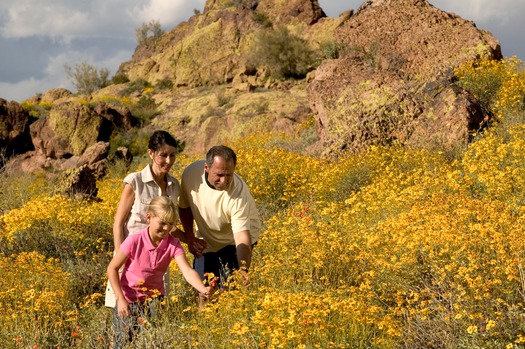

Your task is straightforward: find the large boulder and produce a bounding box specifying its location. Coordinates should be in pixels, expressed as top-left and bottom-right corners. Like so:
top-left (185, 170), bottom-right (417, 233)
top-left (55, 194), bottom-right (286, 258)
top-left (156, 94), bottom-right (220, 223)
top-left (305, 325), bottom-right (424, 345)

top-left (29, 101), bottom-right (108, 159)
top-left (40, 88), bottom-right (74, 104)
top-left (307, 0), bottom-right (501, 157)
top-left (29, 100), bottom-right (136, 160)
top-left (57, 165), bottom-right (98, 200)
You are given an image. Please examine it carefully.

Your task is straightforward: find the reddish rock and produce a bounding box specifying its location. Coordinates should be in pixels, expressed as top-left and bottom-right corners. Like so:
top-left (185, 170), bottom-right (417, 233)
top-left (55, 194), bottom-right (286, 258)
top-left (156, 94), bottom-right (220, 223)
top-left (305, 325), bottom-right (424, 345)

top-left (0, 99), bottom-right (34, 165)
top-left (307, 0), bottom-right (501, 157)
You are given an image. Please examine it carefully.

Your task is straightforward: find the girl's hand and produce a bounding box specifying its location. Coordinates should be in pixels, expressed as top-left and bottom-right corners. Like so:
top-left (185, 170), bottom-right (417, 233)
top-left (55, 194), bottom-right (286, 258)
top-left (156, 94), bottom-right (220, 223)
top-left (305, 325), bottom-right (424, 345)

top-left (201, 276), bottom-right (218, 298)
top-left (202, 286), bottom-right (215, 298)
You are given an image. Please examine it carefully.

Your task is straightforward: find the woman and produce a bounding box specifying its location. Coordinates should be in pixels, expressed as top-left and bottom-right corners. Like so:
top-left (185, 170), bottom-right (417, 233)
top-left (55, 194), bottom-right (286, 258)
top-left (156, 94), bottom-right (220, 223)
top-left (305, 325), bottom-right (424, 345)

top-left (105, 130), bottom-right (183, 307)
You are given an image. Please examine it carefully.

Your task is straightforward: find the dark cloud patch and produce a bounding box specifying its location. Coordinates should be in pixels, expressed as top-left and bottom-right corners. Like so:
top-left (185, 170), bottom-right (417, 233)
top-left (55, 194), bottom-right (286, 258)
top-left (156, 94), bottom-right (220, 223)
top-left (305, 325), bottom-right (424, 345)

top-left (67, 36), bottom-right (136, 61)
top-left (478, 17), bottom-right (525, 60)
top-left (0, 36), bottom-right (62, 82)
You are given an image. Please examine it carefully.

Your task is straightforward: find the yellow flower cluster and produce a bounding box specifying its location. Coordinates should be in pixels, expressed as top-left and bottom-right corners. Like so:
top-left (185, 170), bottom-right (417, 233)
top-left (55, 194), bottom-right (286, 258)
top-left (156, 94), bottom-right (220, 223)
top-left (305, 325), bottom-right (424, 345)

top-left (454, 56), bottom-right (525, 121)
top-left (1, 55), bottom-right (525, 347)
top-left (0, 252), bottom-right (73, 335)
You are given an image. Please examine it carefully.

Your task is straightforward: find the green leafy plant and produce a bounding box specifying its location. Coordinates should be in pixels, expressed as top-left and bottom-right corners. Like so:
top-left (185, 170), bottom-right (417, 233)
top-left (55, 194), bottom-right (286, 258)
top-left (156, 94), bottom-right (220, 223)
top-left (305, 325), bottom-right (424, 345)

top-left (155, 78), bottom-right (174, 90)
top-left (64, 61), bottom-right (110, 95)
top-left (253, 11), bottom-right (272, 28)
top-left (319, 39), bottom-right (342, 59)
top-left (111, 72), bottom-right (130, 84)
top-left (246, 26), bottom-right (319, 79)
top-left (119, 78), bottom-right (152, 96)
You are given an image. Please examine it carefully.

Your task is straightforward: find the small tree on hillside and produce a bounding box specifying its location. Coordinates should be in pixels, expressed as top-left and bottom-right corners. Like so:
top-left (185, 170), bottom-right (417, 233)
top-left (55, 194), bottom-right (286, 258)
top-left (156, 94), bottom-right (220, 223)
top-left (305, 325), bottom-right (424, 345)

top-left (64, 61), bottom-right (110, 95)
top-left (136, 20), bottom-right (165, 47)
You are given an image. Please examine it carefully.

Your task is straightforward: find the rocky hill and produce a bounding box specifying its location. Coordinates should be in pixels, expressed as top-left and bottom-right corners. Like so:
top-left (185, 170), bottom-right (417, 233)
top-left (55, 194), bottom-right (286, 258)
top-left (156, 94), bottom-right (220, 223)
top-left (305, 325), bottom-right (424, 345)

top-left (0, 0), bottom-right (501, 175)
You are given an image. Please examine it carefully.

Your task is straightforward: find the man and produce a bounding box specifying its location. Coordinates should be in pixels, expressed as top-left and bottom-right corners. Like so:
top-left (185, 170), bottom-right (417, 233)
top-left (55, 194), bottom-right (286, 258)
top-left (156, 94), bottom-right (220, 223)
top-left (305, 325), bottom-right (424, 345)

top-left (179, 145), bottom-right (261, 285)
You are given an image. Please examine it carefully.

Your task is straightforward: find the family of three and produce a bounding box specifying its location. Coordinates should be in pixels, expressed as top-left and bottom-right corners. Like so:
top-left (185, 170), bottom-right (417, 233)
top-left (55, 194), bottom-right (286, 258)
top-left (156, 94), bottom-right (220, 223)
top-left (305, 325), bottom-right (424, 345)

top-left (105, 130), bottom-right (262, 347)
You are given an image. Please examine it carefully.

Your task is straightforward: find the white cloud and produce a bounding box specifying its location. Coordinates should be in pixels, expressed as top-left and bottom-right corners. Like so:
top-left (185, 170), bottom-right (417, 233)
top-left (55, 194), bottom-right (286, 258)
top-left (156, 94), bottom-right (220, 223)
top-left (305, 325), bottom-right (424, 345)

top-left (0, 0), bottom-right (145, 41)
top-left (0, 76), bottom-right (71, 102)
top-left (1, 1), bottom-right (90, 42)
top-left (128, 0), bottom-right (206, 28)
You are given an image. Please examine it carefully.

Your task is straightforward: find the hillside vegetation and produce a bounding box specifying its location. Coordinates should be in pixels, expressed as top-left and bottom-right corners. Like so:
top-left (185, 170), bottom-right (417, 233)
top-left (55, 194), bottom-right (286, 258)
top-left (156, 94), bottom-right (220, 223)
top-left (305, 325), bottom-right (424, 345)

top-left (1, 57), bottom-right (525, 348)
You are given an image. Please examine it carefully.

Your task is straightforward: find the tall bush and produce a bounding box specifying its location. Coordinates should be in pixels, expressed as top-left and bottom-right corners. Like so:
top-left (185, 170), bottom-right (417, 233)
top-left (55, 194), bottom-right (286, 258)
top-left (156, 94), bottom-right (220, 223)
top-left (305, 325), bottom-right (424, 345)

top-left (246, 26), bottom-right (319, 79)
top-left (136, 20), bottom-right (164, 46)
top-left (64, 61), bottom-right (110, 95)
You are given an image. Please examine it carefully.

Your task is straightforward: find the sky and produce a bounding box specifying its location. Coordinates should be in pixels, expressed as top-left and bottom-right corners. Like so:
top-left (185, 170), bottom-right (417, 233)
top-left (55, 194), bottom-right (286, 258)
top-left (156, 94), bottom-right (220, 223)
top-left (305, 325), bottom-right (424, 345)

top-left (0, 0), bottom-right (523, 103)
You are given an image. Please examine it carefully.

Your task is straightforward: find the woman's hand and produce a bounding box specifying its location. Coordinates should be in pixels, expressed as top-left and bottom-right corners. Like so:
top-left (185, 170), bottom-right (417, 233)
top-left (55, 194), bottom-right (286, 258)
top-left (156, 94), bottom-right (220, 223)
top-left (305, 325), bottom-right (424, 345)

top-left (117, 299), bottom-right (130, 317)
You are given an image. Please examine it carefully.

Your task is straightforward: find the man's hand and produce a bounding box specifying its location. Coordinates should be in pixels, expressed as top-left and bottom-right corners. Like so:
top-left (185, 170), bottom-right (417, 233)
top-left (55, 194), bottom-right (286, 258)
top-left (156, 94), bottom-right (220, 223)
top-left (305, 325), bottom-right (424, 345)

top-left (189, 236), bottom-right (207, 257)
top-left (239, 267), bottom-right (250, 287)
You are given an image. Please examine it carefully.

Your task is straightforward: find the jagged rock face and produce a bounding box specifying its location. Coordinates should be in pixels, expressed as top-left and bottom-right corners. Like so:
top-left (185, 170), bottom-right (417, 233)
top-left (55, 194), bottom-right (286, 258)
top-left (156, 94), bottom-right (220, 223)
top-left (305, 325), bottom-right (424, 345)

top-left (120, 0), bottom-right (326, 87)
top-left (0, 99), bottom-right (34, 164)
top-left (307, 0), bottom-right (501, 156)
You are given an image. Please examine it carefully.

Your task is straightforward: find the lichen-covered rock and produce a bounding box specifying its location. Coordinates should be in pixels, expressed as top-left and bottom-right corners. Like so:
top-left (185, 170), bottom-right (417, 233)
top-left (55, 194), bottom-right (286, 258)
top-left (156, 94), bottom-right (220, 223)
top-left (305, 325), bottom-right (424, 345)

top-left (40, 88), bottom-right (73, 104)
top-left (119, 0), bottom-right (329, 88)
top-left (307, 0), bottom-right (501, 157)
top-left (29, 101), bottom-right (107, 158)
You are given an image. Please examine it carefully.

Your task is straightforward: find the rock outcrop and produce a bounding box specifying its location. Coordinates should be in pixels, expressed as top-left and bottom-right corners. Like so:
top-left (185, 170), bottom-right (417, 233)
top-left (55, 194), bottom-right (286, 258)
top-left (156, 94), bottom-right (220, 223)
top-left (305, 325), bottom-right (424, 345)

top-left (119, 0), bottom-right (328, 88)
top-left (4, 97), bottom-right (137, 175)
top-left (0, 99), bottom-right (34, 167)
top-left (0, 0), bottom-right (511, 175)
top-left (307, 0), bottom-right (501, 156)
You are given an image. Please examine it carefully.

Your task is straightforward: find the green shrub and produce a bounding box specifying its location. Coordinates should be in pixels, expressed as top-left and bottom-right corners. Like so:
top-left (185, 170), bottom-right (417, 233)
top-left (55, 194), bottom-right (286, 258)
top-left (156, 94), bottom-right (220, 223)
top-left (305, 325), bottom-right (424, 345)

top-left (20, 99), bottom-right (53, 118)
top-left (215, 88), bottom-right (231, 107)
top-left (348, 43), bottom-right (382, 70)
top-left (253, 11), bottom-right (272, 28)
top-left (64, 61), bottom-right (110, 95)
top-left (246, 26), bottom-right (319, 79)
top-left (155, 78), bottom-right (174, 90)
top-left (109, 127), bottom-right (151, 158)
top-left (130, 96), bottom-right (159, 124)
top-left (111, 72), bottom-right (130, 84)
top-left (319, 39), bottom-right (342, 59)
top-left (119, 78), bottom-right (152, 96)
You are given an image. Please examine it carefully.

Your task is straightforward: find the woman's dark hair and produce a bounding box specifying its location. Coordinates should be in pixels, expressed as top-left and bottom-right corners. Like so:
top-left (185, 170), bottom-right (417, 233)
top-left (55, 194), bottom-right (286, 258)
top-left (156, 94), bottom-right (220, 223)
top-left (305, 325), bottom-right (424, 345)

top-left (148, 130), bottom-right (179, 152)
top-left (205, 145), bottom-right (237, 167)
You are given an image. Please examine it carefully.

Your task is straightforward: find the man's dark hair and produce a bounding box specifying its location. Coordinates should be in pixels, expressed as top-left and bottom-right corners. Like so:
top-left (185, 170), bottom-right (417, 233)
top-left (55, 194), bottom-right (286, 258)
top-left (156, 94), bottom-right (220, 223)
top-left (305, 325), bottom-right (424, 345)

top-left (206, 145), bottom-right (237, 167)
top-left (148, 130), bottom-right (179, 152)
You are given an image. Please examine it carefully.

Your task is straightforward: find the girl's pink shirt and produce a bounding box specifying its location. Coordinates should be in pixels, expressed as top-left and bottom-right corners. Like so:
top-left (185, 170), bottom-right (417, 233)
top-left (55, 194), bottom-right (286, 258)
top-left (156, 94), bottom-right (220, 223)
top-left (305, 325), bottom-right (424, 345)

top-left (119, 227), bottom-right (184, 302)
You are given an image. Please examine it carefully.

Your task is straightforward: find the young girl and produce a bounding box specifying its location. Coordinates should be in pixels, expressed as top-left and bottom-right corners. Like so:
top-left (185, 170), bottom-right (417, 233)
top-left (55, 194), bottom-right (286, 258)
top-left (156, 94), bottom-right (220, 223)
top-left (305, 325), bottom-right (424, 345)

top-left (107, 196), bottom-right (212, 347)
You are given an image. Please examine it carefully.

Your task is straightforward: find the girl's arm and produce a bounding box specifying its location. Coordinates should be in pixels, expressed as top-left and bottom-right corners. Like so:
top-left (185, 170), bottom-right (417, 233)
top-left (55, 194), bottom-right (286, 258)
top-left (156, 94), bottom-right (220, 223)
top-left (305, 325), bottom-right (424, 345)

top-left (107, 249), bottom-right (130, 317)
top-left (113, 184), bottom-right (135, 251)
top-left (175, 254), bottom-right (212, 296)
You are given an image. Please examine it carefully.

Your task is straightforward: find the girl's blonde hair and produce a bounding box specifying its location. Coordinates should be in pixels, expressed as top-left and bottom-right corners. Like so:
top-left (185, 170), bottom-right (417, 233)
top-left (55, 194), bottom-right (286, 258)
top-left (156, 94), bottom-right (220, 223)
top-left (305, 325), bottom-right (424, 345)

top-left (147, 196), bottom-right (178, 223)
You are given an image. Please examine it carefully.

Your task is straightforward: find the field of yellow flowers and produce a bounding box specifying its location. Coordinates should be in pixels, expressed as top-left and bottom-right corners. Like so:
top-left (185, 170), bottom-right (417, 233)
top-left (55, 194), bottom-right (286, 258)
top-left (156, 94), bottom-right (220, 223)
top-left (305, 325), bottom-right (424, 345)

top-left (1, 57), bottom-right (525, 348)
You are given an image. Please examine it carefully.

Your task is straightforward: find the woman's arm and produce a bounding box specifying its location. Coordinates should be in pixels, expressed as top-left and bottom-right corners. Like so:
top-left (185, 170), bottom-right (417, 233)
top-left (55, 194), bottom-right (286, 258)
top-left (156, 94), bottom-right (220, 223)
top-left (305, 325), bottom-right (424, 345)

top-left (113, 184), bottom-right (135, 251)
top-left (107, 249), bottom-right (130, 317)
